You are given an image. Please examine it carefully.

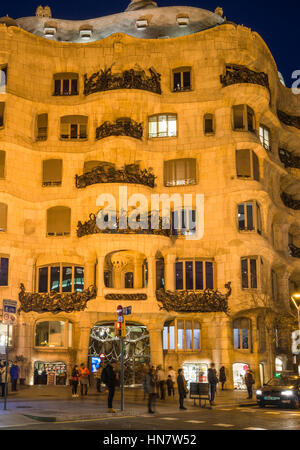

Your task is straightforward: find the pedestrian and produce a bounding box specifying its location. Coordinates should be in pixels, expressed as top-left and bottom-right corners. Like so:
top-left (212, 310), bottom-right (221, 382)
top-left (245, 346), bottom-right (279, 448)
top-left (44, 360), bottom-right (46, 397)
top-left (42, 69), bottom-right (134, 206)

top-left (166, 375), bottom-right (175, 397)
top-left (145, 366), bottom-right (158, 414)
top-left (208, 362), bottom-right (218, 406)
top-left (71, 365), bottom-right (80, 397)
top-left (79, 363), bottom-right (90, 396)
top-left (244, 369), bottom-right (255, 399)
top-left (219, 366), bottom-right (226, 390)
top-left (10, 361), bottom-right (19, 392)
top-left (95, 364), bottom-right (103, 393)
top-left (101, 361), bottom-right (118, 413)
top-left (0, 362), bottom-right (6, 397)
top-left (156, 365), bottom-right (166, 400)
top-left (177, 368), bottom-right (187, 410)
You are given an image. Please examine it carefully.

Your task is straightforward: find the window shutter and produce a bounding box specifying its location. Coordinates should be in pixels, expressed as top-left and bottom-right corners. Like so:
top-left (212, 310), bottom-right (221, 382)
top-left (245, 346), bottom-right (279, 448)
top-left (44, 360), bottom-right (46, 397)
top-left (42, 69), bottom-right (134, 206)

top-left (0, 203), bottom-right (7, 231)
top-left (43, 159), bottom-right (62, 184)
top-left (37, 113), bottom-right (48, 139)
top-left (0, 151), bottom-right (5, 178)
top-left (164, 160), bottom-right (172, 186)
top-left (252, 151), bottom-right (260, 181)
top-left (233, 105), bottom-right (244, 130)
top-left (175, 159), bottom-right (186, 183)
top-left (47, 207), bottom-right (70, 235)
top-left (236, 150), bottom-right (251, 177)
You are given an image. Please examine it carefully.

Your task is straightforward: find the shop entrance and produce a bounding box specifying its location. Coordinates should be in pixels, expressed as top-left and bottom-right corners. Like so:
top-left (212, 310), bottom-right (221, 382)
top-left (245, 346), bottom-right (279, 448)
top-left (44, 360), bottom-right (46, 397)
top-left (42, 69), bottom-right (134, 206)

top-left (233, 363), bottom-right (249, 390)
top-left (33, 361), bottom-right (67, 385)
top-left (182, 363), bottom-right (208, 387)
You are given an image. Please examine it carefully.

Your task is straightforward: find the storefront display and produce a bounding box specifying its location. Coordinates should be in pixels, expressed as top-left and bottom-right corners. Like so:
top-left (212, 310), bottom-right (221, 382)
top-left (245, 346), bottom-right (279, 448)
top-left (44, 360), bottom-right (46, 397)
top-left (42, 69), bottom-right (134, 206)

top-left (34, 361), bottom-right (67, 385)
top-left (233, 362), bottom-right (249, 389)
top-left (183, 362), bottom-right (208, 387)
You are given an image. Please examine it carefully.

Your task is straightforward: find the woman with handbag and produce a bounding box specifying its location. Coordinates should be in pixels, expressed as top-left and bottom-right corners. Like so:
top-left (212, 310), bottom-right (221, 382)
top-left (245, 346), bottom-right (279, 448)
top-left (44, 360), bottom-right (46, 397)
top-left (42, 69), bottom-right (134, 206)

top-left (177, 368), bottom-right (188, 410)
top-left (71, 365), bottom-right (80, 398)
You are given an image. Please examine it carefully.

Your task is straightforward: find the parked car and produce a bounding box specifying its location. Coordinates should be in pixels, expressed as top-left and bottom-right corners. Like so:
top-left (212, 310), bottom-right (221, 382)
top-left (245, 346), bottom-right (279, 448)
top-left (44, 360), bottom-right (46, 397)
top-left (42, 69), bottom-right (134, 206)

top-left (256, 374), bottom-right (300, 408)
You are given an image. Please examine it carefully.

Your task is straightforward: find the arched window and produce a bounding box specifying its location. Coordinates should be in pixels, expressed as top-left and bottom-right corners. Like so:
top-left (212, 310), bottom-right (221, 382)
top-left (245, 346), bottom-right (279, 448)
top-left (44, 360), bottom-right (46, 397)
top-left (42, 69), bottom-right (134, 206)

top-left (164, 158), bottom-right (196, 186)
top-left (42, 159), bottom-right (62, 186)
top-left (46, 206), bottom-right (70, 236)
top-left (60, 115), bottom-right (88, 140)
top-left (204, 113), bottom-right (215, 135)
top-left (233, 317), bottom-right (251, 350)
top-left (0, 202), bottom-right (7, 232)
top-left (163, 319), bottom-right (200, 351)
top-left (53, 73), bottom-right (78, 96)
top-left (35, 320), bottom-right (73, 348)
top-left (36, 113), bottom-right (48, 141)
top-left (0, 150), bottom-right (5, 178)
top-left (236, 149), bottom-right (260, 181)
top-left (37, 263), bottom-right (84, 293)
top-left (232, 105), bottom-right (255, 132)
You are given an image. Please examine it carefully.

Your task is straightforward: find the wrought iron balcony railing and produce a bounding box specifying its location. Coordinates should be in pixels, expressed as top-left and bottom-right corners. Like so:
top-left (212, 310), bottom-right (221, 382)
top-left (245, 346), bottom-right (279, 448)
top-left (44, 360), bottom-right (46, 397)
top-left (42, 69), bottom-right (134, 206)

top-left (96, 118), bottom-right (143, 141)
top-left (278, 110), bottom-right (300, 130)
top-left (281, 191), bottom-right (300, 210)
top-left (220, 64), bottom-right (270, 91)
top-left (289, 244), bottom-right (300, 258)
top-left (279, 148), bottom-right (300, 169)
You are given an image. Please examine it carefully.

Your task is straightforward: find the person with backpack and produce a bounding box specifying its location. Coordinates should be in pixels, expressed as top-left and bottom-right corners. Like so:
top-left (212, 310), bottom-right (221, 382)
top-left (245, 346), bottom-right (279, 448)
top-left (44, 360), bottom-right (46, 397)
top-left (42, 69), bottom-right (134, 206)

top-left (71, 365), bottom-right (80, 397)
top-left (101, 361), bottom-right (118, 413)
top-left (79, 363), bottom-right (90, 396)
top-left (208, 362), bottom-right (219, 406)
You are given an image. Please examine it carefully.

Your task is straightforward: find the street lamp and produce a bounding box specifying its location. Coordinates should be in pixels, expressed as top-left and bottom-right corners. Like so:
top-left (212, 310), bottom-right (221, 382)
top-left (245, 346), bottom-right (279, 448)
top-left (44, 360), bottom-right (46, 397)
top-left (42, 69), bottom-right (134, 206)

top-left (291, 292), bottom-right (300, 331)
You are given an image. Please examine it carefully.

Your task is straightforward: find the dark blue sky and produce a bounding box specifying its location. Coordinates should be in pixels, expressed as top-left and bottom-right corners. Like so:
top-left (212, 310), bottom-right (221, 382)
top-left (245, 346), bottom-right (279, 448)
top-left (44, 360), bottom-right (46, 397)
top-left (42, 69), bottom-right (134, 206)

top-left (1, 0), bottom-right (299, 87)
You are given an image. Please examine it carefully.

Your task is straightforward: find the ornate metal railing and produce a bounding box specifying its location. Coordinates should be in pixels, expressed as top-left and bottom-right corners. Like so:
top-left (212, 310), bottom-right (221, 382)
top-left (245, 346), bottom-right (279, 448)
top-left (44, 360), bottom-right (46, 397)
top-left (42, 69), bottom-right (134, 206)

top-left (281, 192), bottom-right (300, 210)
top-left (77, 212), bottom-right (173, 238)
top-left (96, 118), bottom-right (143, 140)
top-left (84, 66), bottom-right (161, 96)
top-left (220, 64), bottom-right (270, 91)
top-left (279, 148), bottom-right (300, 169)
top-left (289, 244), bottom-right (300, 258)
top-left (75, 164), bottom-right (155, 189)
top-left (18, 283), bottom-right (97, 314)
top-left (156, 282), bottom-right (231, 313)
top-left (104, 293), bottom-right (147, 301)
top-left (278, 110), bottom-right (300, 130)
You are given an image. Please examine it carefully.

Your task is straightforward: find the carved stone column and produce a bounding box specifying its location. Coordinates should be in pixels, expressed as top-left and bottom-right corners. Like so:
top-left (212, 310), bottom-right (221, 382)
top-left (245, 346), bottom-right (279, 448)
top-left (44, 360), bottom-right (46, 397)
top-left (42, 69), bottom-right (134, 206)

top-left (96, 256), bottom-right (105, 297)
top-left (148, 323), bottom-right (164, 367)
top-left (84, 260), bottom-right (95, 289)
top-left (76, 326), bottom-right (91, 366)
top-left (133, 255), bottom-right (144, 289)
top-left (165, 254), bottom-right (176, 291)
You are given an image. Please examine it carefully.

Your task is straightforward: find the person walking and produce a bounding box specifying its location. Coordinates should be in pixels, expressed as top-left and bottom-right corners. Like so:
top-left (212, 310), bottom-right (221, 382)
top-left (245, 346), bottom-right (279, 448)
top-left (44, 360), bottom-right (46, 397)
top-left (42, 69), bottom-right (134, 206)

top-left (166, 375), bottom-right (175, 397)
top-left (101, 361), bottom-right (118, 413)
top-left (177, 368), bottom-right (187, 410)
top-left (245, 369), bottom-right (255, 399)
top-left (156, 365), bottom-right (166, 400)
top-left (95, 364), bottom-right (103, 393)
top-left (145, 366), bottom-right (158, 414)
top-left (219, 366), bottom-right (226, 390)
top-left (10, 361), bottom-right (19, 392)
top-left (208, 362), bottom-right (218, 406)
top-left (71, 365), bottom-right (80, 397)
top-left (79, 363), bottom-right (90, 396)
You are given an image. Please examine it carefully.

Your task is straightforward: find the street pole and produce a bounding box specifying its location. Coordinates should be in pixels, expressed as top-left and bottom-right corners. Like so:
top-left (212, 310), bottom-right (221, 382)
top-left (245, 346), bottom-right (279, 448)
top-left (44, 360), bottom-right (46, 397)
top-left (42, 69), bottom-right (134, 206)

top-left (120, 336), bottom-right (124, 412)
top-left (3, 324), bottom-right (9, 410)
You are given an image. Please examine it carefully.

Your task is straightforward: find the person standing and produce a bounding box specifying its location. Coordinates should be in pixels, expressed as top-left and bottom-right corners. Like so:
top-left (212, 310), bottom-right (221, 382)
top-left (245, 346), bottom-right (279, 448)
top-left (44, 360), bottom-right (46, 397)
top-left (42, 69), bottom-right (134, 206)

top-left (177, 368), bottom-right (187, 410)
top-left (219, 366), bottom-right (226, 390)
top-left (79, 363), bottom-right (90, 396)
top-left (0, 362), bottom-right (6, 397)
top-left (156, 365), bottom-right (166, 400)
top-left (10, 361), bottom-right (19, 392)
top-left (166, 375), bottom-right (175, 397)
top-left (208, 362), bottom-right (218, 406)
top-left (245, 369), bottom-right (255, 399)
top-left (71, 365), bottom-right (80, 397)
top-left (95, 364), bottom-right (103, 393)
top-left (101, 362), bottom-right (118, 413)
top-left (145, 366), bottom-right (158, 414)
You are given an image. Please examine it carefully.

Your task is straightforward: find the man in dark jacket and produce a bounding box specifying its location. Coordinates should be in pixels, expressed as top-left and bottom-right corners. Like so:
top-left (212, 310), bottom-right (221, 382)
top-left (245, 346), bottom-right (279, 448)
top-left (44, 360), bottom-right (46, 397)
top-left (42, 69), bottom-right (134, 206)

top-left (10, 361), bottom-right (19, 391)
top-left (244, 370), bottom-right (255, 399)
top-left (177, 368), bottom-right (187, 410)
top-left (208, 362), bottom-right (218, 406)
top-left (101, 362), bottom-right (118, 413)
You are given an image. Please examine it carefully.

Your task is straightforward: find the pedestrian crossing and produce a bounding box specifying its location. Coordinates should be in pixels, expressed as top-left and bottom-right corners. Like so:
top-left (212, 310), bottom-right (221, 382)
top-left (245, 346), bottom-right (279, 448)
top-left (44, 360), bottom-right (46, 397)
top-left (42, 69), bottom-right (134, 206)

top-left (158, 417), bottom-right (266, 429)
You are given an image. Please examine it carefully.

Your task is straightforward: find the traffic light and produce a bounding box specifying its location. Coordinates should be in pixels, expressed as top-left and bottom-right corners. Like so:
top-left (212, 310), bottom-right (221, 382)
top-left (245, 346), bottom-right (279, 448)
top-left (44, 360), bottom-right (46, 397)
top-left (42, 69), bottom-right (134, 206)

top-left (121, 318), bottom-right (126, 338)
top-left (115, 321), bottom-right (122, 337)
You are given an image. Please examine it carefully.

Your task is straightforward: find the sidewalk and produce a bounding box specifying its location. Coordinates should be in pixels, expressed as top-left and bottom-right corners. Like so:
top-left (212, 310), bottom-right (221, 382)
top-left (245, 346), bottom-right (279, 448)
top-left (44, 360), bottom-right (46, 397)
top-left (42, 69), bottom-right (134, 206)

top-left (0, 385), bottom-right (257, 428)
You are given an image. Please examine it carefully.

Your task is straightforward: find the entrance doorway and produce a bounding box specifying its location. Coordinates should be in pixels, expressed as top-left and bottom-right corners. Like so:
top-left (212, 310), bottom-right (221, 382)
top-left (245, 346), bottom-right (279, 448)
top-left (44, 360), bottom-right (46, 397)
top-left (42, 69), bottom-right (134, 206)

top-left (182, 363), bottom-right (208, 387)
top-left (233, 362), bottom-right (249, 390)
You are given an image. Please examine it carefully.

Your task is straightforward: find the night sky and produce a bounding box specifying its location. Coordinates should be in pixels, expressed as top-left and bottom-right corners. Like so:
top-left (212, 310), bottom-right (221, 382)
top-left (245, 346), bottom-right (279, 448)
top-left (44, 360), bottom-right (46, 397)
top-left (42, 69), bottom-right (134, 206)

top-left (1, 0), bottom-right (299, 87)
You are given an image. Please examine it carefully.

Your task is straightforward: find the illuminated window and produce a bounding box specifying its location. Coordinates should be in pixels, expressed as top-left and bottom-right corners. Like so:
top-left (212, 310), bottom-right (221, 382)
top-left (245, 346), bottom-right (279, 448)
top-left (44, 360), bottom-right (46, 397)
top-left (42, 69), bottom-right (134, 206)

top-left (37, 264), bottom-right (84, 293)
top-left (35, 321), bottom-right (73, 348)
top-left (0, 323), bottom-right (12, 349)
top-left (164, 158), bottom-right (196, 186)
top-left (163, 319), bottom-right (201, 351)
top-left (148, 114), bottom-right (177, 138)
top-left (259, 124), bottom-right (271, 151)
top-left (233, 317), bottom-right (251, 350)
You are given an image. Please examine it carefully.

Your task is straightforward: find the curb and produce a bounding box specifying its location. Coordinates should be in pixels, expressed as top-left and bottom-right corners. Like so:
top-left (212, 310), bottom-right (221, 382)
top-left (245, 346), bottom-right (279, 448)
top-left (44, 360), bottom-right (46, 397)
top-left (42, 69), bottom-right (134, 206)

top-left (23, 414), bottom-right (57, 423)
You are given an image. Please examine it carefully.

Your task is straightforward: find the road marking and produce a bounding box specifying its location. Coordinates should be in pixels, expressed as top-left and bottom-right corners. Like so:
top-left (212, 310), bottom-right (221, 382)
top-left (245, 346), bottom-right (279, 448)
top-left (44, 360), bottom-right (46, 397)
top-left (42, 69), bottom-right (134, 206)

top-left (185, 420), bottom-right (206, 424)
top-left (161, 417), bottom-right (179, 421)
top-left (244, 427), bottom-right (266, 430)
top-left (213, 423), bottom-right (234, 428)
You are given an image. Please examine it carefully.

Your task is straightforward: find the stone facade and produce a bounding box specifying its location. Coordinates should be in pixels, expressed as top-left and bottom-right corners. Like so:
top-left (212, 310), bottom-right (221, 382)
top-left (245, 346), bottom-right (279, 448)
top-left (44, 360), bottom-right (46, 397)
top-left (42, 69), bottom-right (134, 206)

top-left (0, 2), bottom-right (300, 388)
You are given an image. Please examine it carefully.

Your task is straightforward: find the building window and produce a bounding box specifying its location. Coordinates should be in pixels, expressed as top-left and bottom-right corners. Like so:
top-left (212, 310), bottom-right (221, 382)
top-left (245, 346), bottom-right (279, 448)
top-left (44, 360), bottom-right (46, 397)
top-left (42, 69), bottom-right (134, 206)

top-left (0, 150), bottom-right (5, 178)
top-left (46, 206), bottom-right (71, 236)
top-left (241, 257), bottom-right (261, 289)
top-left (0, 102), bottom-right (5, 127)
top-left (148, 114), bottom-right (177, 138)
top-left (233, 317), bottom-right (251, 350)
top-left (0, 256), bottom-right (9, 286)
top-left (237, 201), bottom-right (262, 234)
top-left (172, 68), bottom-right (191, 91)
top-left (172, 209), bottom-right (196, 236)
top-left (37, 264), bottom-right (84, 293)
top-left (36, 114), bottom-right (48, 141)
top-left (0, 202), bottom-right (7, 232)
top-left (156, 259), bottom-right (165, 289)
top-left (204, 114), bottom-right (215, 134)
top-left (163, 319), bottom-right (200, 351)
top-left (232, 105), bottom-right (255, 132)
top-left (60, 115), bottom-right (88, 140)
top-left (125, 272), bottom-right (134, 289)
top-left (236, 149), bottom-right (260, 181)
top-left (53, 73), bottom-right (78, 96)
top-left (0, 66), bottom-right (7, 94)
top-left (259, 124), bottom-right (271, 151)
top-left (42, 159), bottom-right (62, 187)
top-left (175, 260), bottom-right (214, 290)
top-left (164, 158), bottom-right (196, 186)
top-left (0, 323), bottom-right (12, 349)
top-left (35, 320), bottom-right (73, 348)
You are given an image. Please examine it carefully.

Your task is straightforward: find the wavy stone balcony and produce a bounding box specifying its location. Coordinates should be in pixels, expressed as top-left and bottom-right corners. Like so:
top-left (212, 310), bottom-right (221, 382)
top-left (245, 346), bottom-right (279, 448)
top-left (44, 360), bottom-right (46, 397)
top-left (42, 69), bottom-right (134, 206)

top-left (278, 110), bottom-right (300, 130)
top-left (281, 191), bottom-right (300, 210)
top-left (77, 213), bottom-right (173, 238)
top-left (96, 118), bottom-right (143, 140)
top-left (84, 66), bottom-right (161, 96)
top-left (220, 64), bottom-right (270, 91)
top-left (18, 283), bottom-right (97, 313)
top-left (75, 164), bottom-right (155, 189)
top-left (156, 282), bottom-right (231, 313)
top-left (279, 148), bottom-right (300, 169)
top-left (289, 244), bottom-right (300, 258)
